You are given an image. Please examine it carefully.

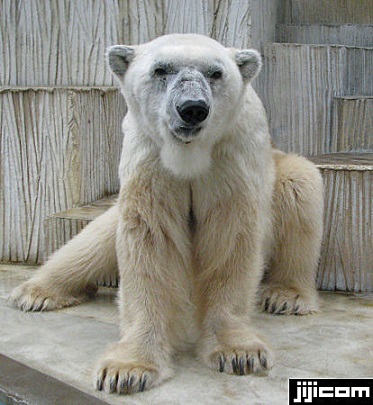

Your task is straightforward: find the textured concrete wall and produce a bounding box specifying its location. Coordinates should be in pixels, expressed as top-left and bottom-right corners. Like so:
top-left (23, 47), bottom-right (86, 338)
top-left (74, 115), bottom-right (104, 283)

top-left (0, 87), bottom-right (125, 263)
top-left (284, 0), bottom-right (373, 24)
top-left (1, 0), bottom-right (283, 263)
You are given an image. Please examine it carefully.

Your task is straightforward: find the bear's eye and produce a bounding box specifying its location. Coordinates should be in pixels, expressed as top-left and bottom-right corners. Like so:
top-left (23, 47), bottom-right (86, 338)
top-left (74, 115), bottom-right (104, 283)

top-left (154, 68), bottom-right (168, 77)
top-left (209, 70), bottom-right (223, 80)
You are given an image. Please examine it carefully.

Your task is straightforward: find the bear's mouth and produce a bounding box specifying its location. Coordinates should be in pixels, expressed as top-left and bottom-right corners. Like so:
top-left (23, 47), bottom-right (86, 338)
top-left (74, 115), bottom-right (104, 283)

top-left (171, 126), bottom-right (202, 144)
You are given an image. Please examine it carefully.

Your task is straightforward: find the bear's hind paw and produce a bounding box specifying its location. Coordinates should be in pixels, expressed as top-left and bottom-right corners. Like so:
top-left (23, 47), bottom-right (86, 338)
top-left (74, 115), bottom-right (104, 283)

top-left (9, 282), bottom-right (90, 312)
top-left (261, 285), bottom-right (319, 315)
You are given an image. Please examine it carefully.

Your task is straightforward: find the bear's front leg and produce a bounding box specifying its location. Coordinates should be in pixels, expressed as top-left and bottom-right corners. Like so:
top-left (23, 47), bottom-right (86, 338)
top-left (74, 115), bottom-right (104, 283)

top-left (194, 195), bottom-right (274, 375)
top-left (95, 170), bottom-right (193, 394)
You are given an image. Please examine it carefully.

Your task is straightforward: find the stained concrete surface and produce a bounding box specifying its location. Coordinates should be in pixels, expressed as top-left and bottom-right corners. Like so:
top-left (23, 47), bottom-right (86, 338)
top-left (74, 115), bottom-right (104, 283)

top-left (0, 265), bottom-right (372, 405)
top-left (0, 354), bottom-right (108, 405)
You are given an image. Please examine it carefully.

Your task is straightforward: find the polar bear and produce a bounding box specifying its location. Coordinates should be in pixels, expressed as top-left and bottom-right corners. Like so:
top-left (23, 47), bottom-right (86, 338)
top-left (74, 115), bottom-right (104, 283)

top-left (10, 34), bottom-right (324, 394)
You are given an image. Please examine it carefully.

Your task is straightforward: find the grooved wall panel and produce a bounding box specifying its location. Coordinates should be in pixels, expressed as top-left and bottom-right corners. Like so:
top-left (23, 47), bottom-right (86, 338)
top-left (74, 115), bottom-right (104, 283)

top-left (331, 96), bottom-right (373, 152)
top-left (313, 156), bottom-right (373, 292)
top-left (262, 44), bottom-right (373, 156)
top-left (250, 0), bottom-right (286, 100)
top-left (284, 0), bottom-right (373, 24)
top-left (251, 0), bottom-right (285, 51)
top-left (276, 24), bottom-right (373, 47)
top-left (44, 218), bottom-right (90, 264)
top-left (122, 0), bottom-right (252, 48)
top-left (0, 0), bottom-right (259, 87)
top-left (0, 87), bottom-right (125, 263)
top-left (0, 0), bottom-right (121, 86)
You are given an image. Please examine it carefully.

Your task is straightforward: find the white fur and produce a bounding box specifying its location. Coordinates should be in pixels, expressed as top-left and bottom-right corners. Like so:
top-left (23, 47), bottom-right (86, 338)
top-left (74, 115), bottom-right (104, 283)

top-left (160, 138), bottom-right (213, 178)
top-left (10, 34), bottom-right (324, 395)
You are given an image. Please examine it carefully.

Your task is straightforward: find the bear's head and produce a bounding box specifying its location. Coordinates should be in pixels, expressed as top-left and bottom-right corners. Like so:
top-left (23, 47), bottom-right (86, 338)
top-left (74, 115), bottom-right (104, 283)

top-left (107, 34), bottom-right (262, 178)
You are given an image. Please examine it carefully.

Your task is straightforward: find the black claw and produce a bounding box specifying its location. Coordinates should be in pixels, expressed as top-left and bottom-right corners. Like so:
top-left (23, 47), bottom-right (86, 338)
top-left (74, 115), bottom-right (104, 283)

top-left (109, 376), bottom-right (117, 393)
top-left (232, 357), bottom-right (238, 374)
top-left (238, 357), bottom-right (245, 375)
top-left (264, 298), bottom-right (270, 311)
top-left (270, 303), bottom-right (277, 313)
top-left (96, 378), bottom-right (103, 391)
top-left (127, 375), bottom-right (134, 390)
top-left (260, 352), bottom-right (268, 369)
top-left (274, 302), bottom-right (287, 315)
top-left (248, 356), bottom-right (255, 372)
top-left (96, 369), bottom-right (106, 391)
top-left (39, 298), bottom-right (48, 311)
top-left (218, 354), bottom-right (225, 372)
top-left (118, 378), bottom-right (126, 394)
top-left (21, 301), bottom-right (31, 312)
top-left (139, 375), bottom-right (147, 392)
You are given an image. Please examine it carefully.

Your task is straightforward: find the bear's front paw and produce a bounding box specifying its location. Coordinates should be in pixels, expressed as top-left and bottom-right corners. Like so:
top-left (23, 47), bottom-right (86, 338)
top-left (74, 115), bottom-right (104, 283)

top-left (211, 346), bottom-right (273, 375)
top-left (261, 285), bottom-right (319, 315)
top-left (95, 360), bottom-right (171, 394)
top-left (201, 333), bottom-right (274, 376)
top-left (9, 282), bottom-right (91, 312)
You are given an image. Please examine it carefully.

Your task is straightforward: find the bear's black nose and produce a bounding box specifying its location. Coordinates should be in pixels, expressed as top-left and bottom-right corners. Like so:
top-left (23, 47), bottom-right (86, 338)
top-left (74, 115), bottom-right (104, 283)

top-left (177, 100), bottom-right (210, 125)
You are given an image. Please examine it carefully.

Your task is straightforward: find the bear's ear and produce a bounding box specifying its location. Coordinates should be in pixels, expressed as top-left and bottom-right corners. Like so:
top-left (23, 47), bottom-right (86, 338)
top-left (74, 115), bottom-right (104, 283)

top-left (107, 45), bottom-right (136, 79)
top-left (235, 49), bottom-right (262, 82)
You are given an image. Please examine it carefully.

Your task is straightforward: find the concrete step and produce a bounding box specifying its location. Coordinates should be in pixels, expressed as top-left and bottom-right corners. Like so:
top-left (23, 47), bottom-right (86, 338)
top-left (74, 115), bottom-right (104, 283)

top-left (0, 87), bottom-right (125, 264)
top-left (330, 96), bottom-right (373, 152)
top-left (284, 0), bottom-right (373, 24)
top-left (43, 153), bottom-right (373, 293)
top-left (310, 152), bottom-right (373, 292)
top-left (44, 194), bottom-right (117, 258)
top-left (44, 194), bottom-right (118, 287)
top-left (262, 43), bottom-right (373, 155)
top-left (276, 24), bottom-right (373, 47)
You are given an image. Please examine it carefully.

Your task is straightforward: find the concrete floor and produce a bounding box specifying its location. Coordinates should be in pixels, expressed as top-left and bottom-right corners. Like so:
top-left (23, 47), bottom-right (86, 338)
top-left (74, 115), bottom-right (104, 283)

top-left (0, 265), bottom-right (372, 405)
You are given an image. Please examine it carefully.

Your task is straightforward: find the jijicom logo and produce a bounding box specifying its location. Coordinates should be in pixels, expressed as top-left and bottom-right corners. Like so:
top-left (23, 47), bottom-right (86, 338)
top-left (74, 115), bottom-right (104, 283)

top-left (289, 378), bottom-right (372, 404)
